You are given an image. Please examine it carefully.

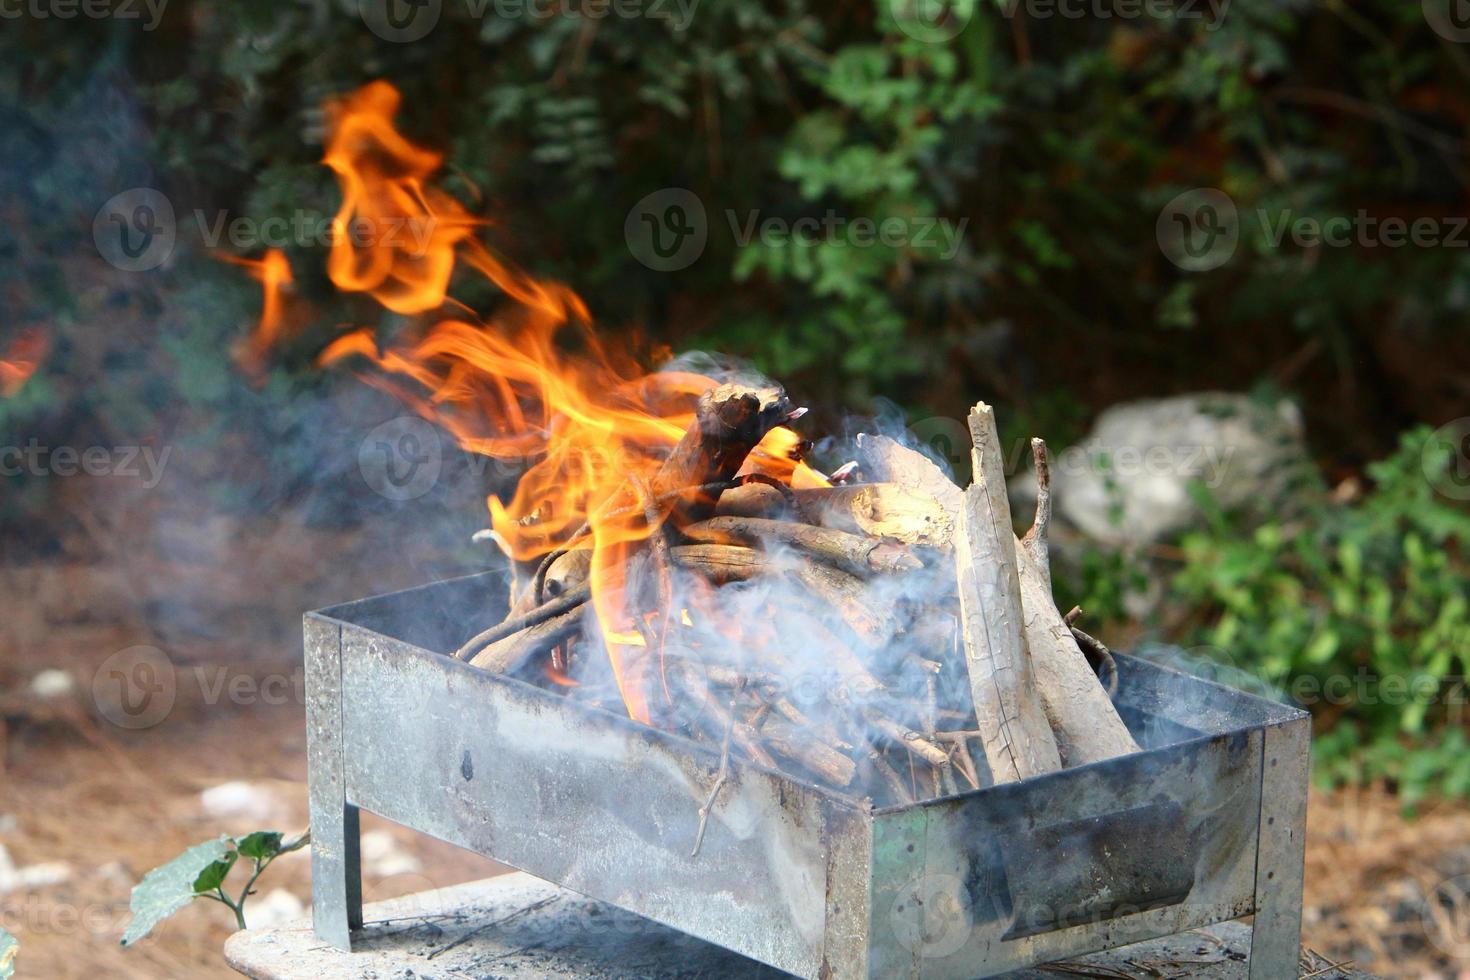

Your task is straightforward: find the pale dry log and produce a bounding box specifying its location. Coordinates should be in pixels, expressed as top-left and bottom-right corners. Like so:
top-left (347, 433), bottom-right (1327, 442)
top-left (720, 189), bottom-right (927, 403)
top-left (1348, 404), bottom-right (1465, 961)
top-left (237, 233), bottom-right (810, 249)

top-left (1017, 439), bottom-right (1139, 765)
top-left (953, 403), bottom-right (1062, 783)
top-left (792, 483), bottom-right (953, 548)
top-left (854, 435), bottom-right (965, 528)
top-left (680, 516), bottom-right (922, 577)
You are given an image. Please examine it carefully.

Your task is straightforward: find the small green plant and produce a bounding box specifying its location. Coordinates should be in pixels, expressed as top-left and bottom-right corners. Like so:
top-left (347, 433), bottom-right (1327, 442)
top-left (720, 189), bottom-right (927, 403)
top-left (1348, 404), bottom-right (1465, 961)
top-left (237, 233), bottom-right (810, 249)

top-left (1163, 428), bottom-right (1470, 805)
top-left (120, 830), bottom-right (309, 946)
top-left (0, 926), bottom-right (17, 979)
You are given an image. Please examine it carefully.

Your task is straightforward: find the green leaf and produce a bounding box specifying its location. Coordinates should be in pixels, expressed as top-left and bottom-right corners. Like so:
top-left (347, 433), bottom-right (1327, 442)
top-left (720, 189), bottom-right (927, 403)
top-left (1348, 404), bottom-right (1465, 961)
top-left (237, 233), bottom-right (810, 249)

top-left (121, 837), bottom-right (233, 947)
top-left (0, 927), bottom-right (16, 980)
top-left (193, 852), bottom-right (238, 893)
top-left (236, 832), bottom-right (283, 861)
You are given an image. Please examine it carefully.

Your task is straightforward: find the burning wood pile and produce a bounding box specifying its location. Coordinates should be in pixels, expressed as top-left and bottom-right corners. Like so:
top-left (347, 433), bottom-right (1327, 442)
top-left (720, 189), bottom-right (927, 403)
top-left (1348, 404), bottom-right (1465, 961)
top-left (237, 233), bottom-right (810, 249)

top-left (232, 81), bottom-right (1138, 808)
top-left (453, 382), bottom-right (1139, 808)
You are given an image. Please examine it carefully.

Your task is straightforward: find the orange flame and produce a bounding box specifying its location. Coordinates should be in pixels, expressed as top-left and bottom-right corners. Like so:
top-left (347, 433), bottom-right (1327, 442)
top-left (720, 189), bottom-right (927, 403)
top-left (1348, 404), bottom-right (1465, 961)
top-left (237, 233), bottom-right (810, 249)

top-left (249, 81), bottom-right (829, 723)
top-left (0, 331), bottom-right (48, 397)
top-left (222, 249), bottom-right (294, 376)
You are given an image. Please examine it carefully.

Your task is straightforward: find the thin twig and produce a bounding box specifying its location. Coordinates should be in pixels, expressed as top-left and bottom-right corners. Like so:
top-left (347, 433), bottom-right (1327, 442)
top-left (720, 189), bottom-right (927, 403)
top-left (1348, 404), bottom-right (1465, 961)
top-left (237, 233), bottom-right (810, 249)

top-left (690, 684), bottom-right (740, 858)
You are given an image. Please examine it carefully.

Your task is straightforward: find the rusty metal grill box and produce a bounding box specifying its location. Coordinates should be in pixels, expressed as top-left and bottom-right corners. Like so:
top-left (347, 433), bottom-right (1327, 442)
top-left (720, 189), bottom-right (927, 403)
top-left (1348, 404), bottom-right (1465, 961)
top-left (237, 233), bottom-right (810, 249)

top-left (305, 572), bottom-right (1308, 979)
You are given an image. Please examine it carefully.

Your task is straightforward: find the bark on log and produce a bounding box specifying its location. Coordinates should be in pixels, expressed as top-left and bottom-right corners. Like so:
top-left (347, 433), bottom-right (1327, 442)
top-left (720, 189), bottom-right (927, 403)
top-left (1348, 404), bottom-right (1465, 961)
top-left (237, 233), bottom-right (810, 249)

top-left (953, 403), bottom-right (1062, 783)
top-left (681, 516), bottom-right (922, 577)
top-left (792, 483), bottom-right (953, 549)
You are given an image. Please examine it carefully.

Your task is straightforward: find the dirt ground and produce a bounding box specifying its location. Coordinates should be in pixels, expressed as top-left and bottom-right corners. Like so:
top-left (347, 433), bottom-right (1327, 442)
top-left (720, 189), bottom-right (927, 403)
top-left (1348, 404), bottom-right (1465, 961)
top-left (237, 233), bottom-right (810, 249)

top-left (2, 507), bottom-right (1469, 979)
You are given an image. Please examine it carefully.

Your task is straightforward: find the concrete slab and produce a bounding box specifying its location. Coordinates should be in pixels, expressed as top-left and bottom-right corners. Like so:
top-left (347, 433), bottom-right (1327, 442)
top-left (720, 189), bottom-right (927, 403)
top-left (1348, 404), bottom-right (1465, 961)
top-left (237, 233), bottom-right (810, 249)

top-left (225, 872), bottom-right (1371, 979)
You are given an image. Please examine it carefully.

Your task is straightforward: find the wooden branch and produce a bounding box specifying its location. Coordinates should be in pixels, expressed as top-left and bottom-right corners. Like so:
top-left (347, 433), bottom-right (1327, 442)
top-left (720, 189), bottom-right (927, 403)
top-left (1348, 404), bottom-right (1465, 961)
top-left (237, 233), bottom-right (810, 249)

top-left (454, 584), bottom-right (590, 662)
top-left (792, 483), bottom-right (953, 548)
top-left (953, 403), bottom-right (1062, 783)
top-left (681, 516), bottom-right (922, 577)
top-left (468, 605), bottom-right (586, 674)
top-left (866, 711), bottom-right (952, 769)
top-left (1019, 437), bottom-right (1052, 591)
top-left (652, 383), bottom-right (794, 520)
top-left (760, 720), bottom-right (857, 787)
top-left (1015, 439), bottom-right (1138, 766)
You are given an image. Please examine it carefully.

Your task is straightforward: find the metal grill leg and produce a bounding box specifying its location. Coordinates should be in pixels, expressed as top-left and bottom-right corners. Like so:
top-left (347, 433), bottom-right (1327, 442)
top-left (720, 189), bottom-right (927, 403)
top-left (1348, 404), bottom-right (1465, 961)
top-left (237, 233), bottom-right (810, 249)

top-left (1249, 717), bottom-right (1309, 979)
top-left (305, 616), bottom-right (362, 949)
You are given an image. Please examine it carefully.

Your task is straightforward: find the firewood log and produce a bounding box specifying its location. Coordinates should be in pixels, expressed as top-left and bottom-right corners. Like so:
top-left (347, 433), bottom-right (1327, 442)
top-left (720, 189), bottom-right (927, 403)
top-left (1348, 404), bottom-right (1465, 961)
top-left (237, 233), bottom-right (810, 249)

top-left (681, 516), bottom-right (923, 577)
top-left (862, 425), bottom-right (1139, 770)
top-left (953, 403), bottom-right (1062, 783)
top-left (759, 719), bottom-right (857, 787)
top-left (468, 605), bottom-right (586, 674)
top-left (713, 481), bottom-right (791, 520)
top-left (1016, 440), bottom-right (1139, 765)
top-left (792, 483), bottom-right (953, 548)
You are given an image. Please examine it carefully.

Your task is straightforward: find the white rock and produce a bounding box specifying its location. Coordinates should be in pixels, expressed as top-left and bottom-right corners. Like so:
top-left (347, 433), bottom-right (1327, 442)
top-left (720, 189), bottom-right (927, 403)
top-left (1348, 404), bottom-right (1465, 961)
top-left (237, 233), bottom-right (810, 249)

top-left (360, 830), bottom-right (422, 878)
top-left (0, 844), bottom-right (72, 894)
top-left (1045, 392), bottom-right (1311, 547)
top-left (199, 781), bottom-right (285, 824)
top-left (29, 669), bottom-right (76, 699)
top-left (244, 888), bottom-right (305, 930)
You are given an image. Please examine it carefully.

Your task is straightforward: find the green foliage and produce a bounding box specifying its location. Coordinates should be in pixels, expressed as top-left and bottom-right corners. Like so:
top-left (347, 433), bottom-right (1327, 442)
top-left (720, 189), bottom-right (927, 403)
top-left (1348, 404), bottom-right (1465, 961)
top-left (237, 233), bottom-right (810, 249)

top-left (121, 830), bottom-right (308, 945)
top-left (1162, 428), bottom-right (1470, 804)
top-left (0, 926), bottom-right (16, 980)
